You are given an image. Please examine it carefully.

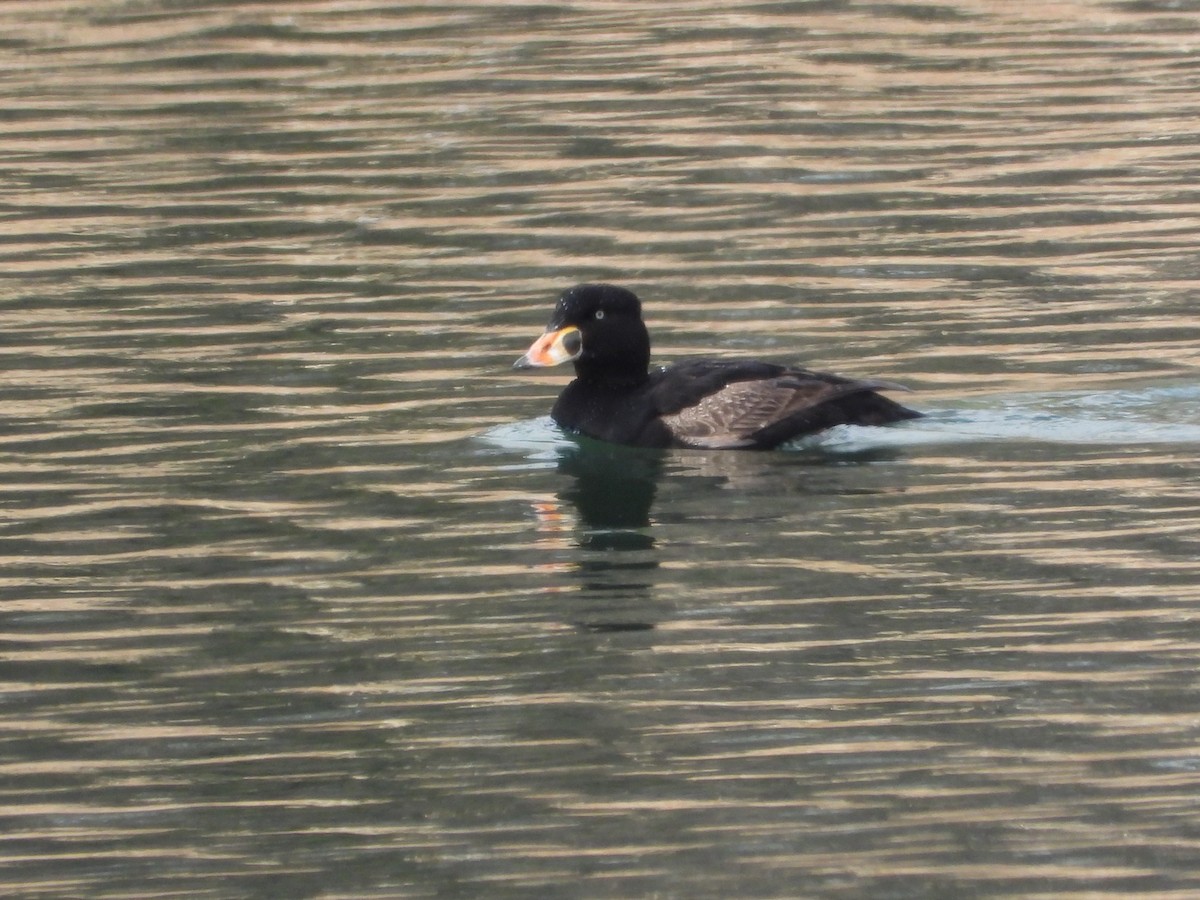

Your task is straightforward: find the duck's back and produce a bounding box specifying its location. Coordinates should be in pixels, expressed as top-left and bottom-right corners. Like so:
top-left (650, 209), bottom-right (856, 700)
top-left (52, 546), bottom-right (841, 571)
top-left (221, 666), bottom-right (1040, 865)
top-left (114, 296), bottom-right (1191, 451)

top-left (552, 358), bottom-right (921, 450)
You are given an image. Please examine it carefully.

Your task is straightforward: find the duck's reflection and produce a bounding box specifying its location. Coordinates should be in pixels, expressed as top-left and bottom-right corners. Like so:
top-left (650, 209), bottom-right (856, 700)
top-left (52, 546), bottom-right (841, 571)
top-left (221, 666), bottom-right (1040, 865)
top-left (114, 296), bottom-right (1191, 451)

top-left (548, 439), bottom-right (664, 631)
top-left (532, 435), bottom-right (912, 631)
top-left (557, 441), bottom-right (660, 533)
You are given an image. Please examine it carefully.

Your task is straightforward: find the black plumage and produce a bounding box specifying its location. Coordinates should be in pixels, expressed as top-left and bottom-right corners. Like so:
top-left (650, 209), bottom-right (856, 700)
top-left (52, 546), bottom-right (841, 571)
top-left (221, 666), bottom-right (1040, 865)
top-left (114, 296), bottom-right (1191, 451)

top-left (515, 284), bottom-right (921, 450)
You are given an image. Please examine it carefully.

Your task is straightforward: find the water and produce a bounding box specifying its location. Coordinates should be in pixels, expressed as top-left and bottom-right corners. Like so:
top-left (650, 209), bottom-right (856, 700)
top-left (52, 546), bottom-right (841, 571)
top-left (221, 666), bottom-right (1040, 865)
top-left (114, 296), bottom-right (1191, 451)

top-left (3, 1), bottom-right (1200, 896)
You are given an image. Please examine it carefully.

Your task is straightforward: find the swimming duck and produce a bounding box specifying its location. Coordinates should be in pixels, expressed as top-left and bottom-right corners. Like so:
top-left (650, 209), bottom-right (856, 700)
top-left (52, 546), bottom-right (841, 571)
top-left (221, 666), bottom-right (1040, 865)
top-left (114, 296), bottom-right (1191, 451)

top-left (515, 283), bottom-right (921, 449)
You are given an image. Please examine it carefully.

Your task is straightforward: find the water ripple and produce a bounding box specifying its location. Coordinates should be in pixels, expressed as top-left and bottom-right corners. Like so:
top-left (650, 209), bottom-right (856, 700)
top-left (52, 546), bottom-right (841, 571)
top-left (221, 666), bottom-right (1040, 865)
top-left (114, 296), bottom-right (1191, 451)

top-left (3, 1), bottom-right (1200, 897)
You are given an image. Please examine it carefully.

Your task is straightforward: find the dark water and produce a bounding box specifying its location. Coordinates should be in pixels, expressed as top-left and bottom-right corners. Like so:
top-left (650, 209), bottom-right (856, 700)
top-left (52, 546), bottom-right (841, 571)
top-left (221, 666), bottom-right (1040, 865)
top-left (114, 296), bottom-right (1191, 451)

top-left (4, 1), bottom-right (1200, 897)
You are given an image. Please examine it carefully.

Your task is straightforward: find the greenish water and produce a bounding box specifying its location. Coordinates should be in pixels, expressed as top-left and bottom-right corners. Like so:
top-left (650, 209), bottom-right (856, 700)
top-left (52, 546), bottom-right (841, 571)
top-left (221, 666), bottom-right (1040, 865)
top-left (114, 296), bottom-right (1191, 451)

top-left (3, 1), bottom-right (1200, 897)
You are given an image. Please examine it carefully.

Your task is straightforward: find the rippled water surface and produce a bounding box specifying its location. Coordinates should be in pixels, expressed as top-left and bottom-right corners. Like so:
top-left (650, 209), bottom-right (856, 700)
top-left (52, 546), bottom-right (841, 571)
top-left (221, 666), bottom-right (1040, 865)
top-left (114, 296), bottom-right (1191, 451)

top-left (4, 1), bottom-right (1200, 896)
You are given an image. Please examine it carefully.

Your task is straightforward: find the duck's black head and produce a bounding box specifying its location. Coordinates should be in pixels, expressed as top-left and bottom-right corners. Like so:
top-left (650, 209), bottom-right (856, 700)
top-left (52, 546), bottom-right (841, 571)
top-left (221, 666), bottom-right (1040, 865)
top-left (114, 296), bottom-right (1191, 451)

top-left (514, 284), bottom-right (651, 382)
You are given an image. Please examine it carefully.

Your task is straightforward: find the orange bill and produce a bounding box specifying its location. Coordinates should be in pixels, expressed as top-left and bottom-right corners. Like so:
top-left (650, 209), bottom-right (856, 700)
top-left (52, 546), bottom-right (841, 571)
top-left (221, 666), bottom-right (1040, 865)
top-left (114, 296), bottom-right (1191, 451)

top-left (514, 326), bottom-right (582, 369)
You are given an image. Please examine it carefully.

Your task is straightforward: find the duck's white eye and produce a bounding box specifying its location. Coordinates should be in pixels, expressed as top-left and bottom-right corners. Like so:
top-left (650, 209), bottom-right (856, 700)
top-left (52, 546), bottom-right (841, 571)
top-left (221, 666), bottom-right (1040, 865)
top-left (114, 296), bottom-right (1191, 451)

top-left (594, 309), bottom-right (605, 320)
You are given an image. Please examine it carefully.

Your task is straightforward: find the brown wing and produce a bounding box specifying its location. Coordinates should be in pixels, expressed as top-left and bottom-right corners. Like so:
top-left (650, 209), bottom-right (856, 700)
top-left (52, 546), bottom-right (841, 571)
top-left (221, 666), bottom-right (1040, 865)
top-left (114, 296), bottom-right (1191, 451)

top-left (660, 377), bottom-right (865, 449)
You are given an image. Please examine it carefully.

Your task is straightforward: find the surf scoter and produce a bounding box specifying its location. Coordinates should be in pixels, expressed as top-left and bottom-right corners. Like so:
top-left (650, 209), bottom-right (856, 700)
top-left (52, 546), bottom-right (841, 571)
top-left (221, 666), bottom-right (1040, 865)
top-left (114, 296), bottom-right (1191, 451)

top-left (514, 283), bottom-right (921, 450)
